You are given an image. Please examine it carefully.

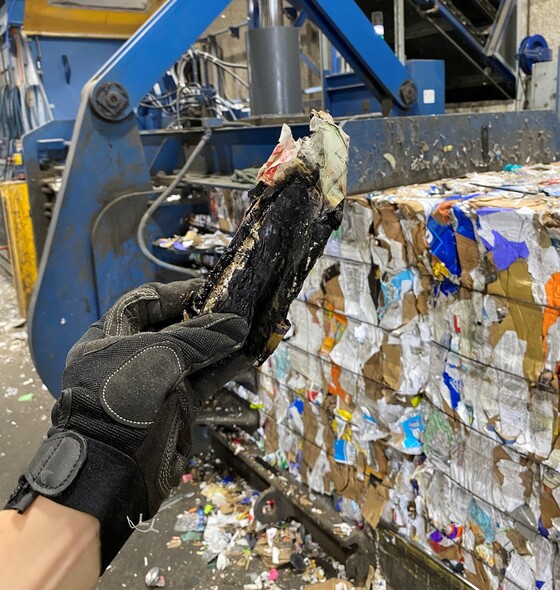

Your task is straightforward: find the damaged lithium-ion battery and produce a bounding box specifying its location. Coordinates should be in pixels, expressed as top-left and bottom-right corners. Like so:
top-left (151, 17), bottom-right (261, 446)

top-left (189, 111), bottom-right (349, 362)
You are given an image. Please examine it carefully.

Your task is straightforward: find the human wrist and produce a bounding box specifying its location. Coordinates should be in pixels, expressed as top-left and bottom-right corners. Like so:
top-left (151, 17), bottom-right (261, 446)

top-left (0, 496), bottom-right (100, 590)
top-left (5, 432), bottom-right (149, 572)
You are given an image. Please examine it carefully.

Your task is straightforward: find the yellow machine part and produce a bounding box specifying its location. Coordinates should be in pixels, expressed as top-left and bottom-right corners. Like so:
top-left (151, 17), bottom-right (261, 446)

top-left (0, 182), bottom-right (38, 317)
top-left (24, 0), bottom-right (165, 38)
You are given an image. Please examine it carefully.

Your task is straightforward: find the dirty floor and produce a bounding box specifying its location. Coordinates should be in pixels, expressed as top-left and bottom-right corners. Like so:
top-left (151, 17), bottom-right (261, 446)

top-left (0, 274), bottom-right (350, 590)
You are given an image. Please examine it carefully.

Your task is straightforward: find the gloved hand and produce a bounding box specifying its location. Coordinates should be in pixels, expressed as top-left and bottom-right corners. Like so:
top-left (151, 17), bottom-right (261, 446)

top-left (5, 280), bottom-right (249, 571)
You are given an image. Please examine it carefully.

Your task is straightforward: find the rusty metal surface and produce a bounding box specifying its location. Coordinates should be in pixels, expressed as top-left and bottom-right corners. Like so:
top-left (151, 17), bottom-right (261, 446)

top-left (344, 110), bottom-right (560, 194)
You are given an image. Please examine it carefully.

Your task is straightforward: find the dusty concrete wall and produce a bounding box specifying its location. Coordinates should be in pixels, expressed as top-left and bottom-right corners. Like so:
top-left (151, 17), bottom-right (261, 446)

top-left (528, 0), bottom-right (560, 51)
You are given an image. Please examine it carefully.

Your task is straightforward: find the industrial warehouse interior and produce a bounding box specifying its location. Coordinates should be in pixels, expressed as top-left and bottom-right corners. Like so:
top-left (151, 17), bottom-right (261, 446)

top-left (2, 0), bottom-right (560, 589)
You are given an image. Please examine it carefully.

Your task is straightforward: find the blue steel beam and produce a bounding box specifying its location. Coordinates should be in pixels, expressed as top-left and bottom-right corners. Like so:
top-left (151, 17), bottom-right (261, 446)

top-left (87, 0), bottom-right (232, 120)
top-left (301, 52), bottom-right (320, 78)
top-left (291, 0), bottom-right (417, 109)
top-left (294, 9), bottom-right (307, 27)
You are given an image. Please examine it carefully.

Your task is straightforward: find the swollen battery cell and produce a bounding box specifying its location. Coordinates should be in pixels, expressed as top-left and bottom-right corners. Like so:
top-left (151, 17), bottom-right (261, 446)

top-left (189, 111), bottom-right (349, 364)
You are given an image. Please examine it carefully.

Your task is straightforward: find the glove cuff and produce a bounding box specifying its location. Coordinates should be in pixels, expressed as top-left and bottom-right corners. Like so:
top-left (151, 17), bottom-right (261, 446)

top-left (4, 431), bottom-right (149, 573)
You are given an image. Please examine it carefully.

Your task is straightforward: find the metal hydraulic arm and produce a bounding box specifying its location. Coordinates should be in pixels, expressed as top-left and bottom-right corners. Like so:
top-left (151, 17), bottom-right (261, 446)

top-left (28, 0), bottom-right (232, 394)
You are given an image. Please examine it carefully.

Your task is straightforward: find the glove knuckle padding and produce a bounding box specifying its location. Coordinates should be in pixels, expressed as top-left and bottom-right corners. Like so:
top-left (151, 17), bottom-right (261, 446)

top-left (104, 286), bottom-right (159, 337)
top-left (166, 314), bottom-right (249, 370)
top-left (103, 280), bottom-right (204, 337)
top-left (100, 343), bottom-right (185, 428)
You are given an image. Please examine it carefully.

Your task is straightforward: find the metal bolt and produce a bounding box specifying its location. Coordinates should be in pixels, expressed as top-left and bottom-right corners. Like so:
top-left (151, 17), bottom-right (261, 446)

top-left (399, 80), bottom-right (418, 108)
top-left (91, 82), bottom-right (130, 121)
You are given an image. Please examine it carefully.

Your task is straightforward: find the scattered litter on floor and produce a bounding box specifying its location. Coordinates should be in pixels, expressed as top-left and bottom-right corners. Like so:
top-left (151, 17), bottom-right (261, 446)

top-left (4, 386), bottom-right (18, 397)
top-left (144, 450), bottom-right (376, 590)
top-left (145, 566), bottom-right (166, 587)
top-left (304, 581), bottom-right (353, 590)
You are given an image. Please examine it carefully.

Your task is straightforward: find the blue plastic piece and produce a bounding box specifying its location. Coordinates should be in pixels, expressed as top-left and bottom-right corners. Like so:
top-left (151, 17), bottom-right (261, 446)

top-left (378, 269), bottom-right (415, 319)
top-left (291, 397), bottom-right (304, 415)
top-left (537, 517), bottom-right (549, 538)
top-left (467, 499), bottom-right (495, 543)
top-left (452, 207), bottom-right (476, 242)
top-left (442, 369), bottom-right (461, 410)
top-left (518, 35), bottom-right (552, 75)
top-left (400, 415), bottom-right (424, 451)
top-left (427, 214), bottom-right (460, 277)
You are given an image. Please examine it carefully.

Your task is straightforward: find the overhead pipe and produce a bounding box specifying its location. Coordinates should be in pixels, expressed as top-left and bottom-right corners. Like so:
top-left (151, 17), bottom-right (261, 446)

top-left (258, 0), bottom-right (284, 26)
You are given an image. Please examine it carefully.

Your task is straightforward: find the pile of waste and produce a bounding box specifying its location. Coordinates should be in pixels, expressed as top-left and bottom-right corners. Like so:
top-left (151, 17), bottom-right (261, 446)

top-left (145, 452), bottom-right (384, 590)
top-left (153, 151), bottom-right (560, 588)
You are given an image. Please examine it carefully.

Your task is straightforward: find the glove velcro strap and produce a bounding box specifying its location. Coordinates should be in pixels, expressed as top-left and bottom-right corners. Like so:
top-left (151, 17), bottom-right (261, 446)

top-left (24, 431), bottom-right (87, 496)
top-left (19, 432), bottom-right (148, 573)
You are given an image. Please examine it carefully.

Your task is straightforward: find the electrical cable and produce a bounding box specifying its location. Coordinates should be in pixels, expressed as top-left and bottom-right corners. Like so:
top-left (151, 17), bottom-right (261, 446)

top-left (136, 129), bottom-right (212, 276)
top-left (0, 25), bottom-right (51, 178)
top-left (195, 51), bottom-right (248, 70)
top-left (179, 51), bottom-right (249, 90)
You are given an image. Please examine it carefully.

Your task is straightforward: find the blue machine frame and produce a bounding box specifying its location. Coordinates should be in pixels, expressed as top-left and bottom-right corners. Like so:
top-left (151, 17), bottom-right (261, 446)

top-left (24, 0), bottom-right (560, 394)
top-left (32, 37), bottom-right (123, 121)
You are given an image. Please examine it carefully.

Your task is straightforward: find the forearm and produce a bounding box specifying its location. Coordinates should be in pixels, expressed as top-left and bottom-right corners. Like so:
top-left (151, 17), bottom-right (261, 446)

top-left (0, 496), bottom-right (100, 590)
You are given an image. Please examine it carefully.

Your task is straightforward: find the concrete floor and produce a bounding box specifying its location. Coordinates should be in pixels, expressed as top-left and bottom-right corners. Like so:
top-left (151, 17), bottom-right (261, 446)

top-left (0, 274), bottom-right (334, 590)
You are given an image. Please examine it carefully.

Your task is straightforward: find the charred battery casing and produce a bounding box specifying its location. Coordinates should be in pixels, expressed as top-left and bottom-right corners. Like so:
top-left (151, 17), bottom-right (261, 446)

top-left (187, 111), bottom-right (349, 364)
top-left (190, 174), bottom-right (343, 362)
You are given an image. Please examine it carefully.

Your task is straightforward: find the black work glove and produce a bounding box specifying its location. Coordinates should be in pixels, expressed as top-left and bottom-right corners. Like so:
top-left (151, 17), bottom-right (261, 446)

top-left (5, 280), bottom-right (249, 571)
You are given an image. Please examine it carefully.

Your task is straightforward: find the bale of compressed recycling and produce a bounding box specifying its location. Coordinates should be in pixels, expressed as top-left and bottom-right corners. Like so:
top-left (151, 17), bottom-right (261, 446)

top-left (253, 164), bottom-right (560, 590)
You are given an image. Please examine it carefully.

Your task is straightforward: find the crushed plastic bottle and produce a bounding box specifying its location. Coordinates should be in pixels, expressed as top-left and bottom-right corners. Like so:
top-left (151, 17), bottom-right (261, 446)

top-left (335, 497), bottom-right (362, 524)
top-left (173, 512), bottom-right (200, 533)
